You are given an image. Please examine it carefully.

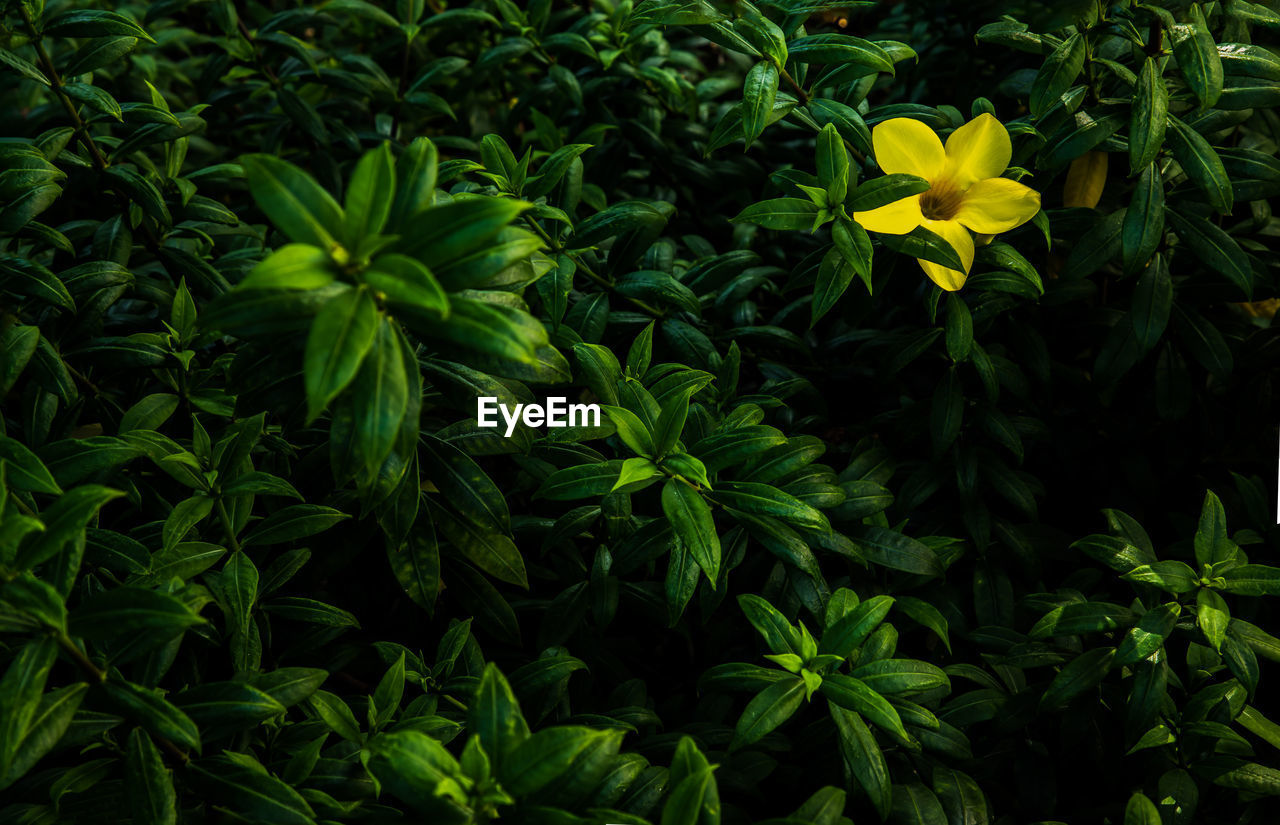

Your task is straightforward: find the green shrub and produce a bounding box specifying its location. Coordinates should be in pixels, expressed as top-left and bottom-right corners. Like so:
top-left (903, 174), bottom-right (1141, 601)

top-left (2, 0), bottom-right (1280, 823)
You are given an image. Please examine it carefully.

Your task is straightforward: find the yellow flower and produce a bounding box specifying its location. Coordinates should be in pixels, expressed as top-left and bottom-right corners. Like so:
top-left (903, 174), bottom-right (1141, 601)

top-left (1233, 298), bottom-right (1280, 320)
top-left (853, 113), bottom-right (1042, 291)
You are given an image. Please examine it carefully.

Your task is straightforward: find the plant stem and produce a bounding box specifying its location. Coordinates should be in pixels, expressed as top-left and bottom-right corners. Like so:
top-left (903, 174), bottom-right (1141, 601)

top-left (20, 6), bottom-right (169, 253)
top-left (156, 735), bottom-right (192, 765)
top-left (838, 135), bottom-right (868, 165)
top-left (523, 216), bottom-right (667, 318)
top-left (65, 362), bottom-right (103, 398)
top-left (215, 499), bottom-right (243, 553)
top-left (777, 63), bottom-right (809, 106)
top-left (770, 58), bottom-right (868, 164)
top-left (19, 5), bottom-right (109, 171)
top-left (56, 633), bottom-right (106, 683)
top-left (57, 634), bottom-right (191, 764)
top-left (237, 17), bottom-right (281, 87)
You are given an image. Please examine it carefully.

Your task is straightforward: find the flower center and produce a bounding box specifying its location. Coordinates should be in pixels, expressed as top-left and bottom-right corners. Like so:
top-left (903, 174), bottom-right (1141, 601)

top-left (919, 179), bottom-right (963, 221)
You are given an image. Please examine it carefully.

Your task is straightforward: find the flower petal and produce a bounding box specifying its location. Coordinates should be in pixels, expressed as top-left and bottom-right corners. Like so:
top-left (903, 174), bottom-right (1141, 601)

top-left (954, 177), bottom-right (1042, 234)
top-left (943, 113), bottom-right (1012, 187)
top-left (917, 218), bottom-right (975, 291)
top-left (872, 118), bottom-right (946, 179)
top-left (852, 195), bottom-right (924, 235)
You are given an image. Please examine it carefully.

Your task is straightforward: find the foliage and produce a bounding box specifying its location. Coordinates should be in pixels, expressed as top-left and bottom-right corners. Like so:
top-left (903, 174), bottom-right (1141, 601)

top-left (2, 0), bottom-right (1280, 823)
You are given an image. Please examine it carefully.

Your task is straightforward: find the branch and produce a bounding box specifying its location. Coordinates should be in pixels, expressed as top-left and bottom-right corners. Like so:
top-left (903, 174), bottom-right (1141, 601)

top-left (523, 216), bottom-right (668, 319)
top-left (56, 632), bottom-right (192, 765)
top-left (19, 5), bottom-right (109, 171)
